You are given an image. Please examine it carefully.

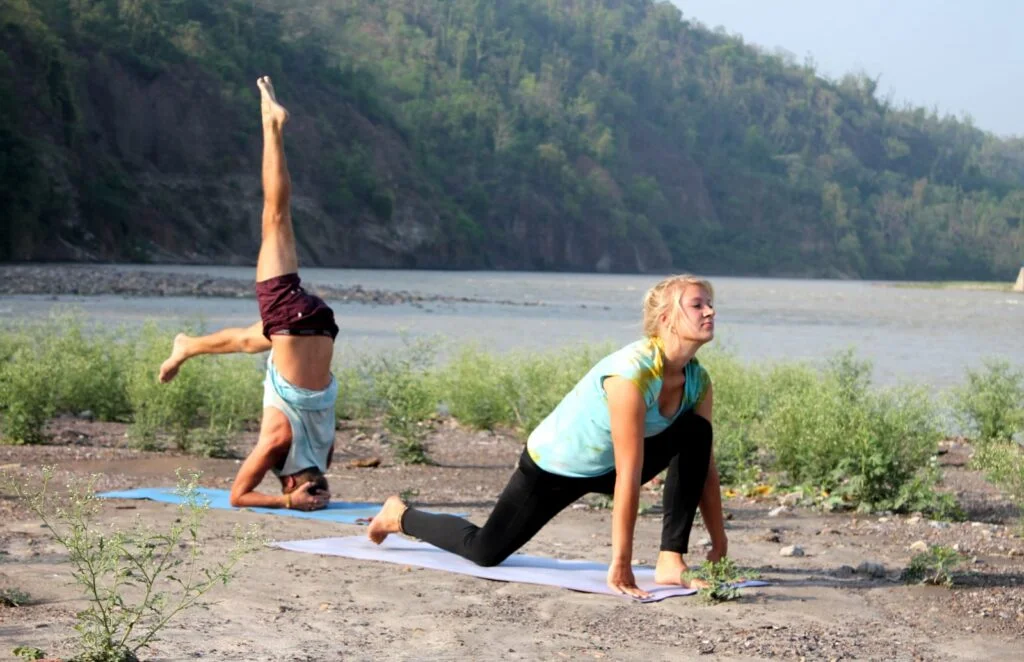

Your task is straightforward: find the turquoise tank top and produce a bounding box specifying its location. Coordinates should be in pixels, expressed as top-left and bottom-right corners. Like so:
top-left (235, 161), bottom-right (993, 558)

top-left (526, 338), bottom-right (709, 478)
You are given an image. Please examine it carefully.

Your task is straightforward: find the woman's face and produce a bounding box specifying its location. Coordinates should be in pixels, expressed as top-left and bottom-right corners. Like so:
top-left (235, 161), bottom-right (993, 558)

top-left (668, 284), bottom-right (715, 344)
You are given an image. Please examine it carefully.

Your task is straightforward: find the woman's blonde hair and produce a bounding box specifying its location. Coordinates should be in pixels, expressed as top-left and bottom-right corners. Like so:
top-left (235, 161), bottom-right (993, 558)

top-left (642, 274), bottom-right (714, 337)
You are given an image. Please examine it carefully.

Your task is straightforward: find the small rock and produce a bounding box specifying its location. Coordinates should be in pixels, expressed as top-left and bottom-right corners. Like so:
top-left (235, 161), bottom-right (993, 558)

top-left (909, 540), bottom-right (929, 553)
top-left (779, 492), bottom-right (801, 507)
top-left (817, 527), bottom-right (839, 536)
top-left (77, 409), bottom-right (95, 421)
top-left (953, 543), bottom-right (964, 553)
top-left (907, 516), bottom-right (922, 526)
top-left (1008, 548), bottom-right (1022, 557)
top-left (780, 545), bottom-right (805, 557)
top-left (929, 521), bottom-right (951, 529)
top-left (877, 516), bottom-right (890, 523)
top-left (763, 531), bottom-right (782, 543)
top-left (697, 536), bottom-right (713, 548)
top-left (319, 602), bottom-right (331, 611)
top-left (768, 506), bottom-right (790, 518)
top-left (856, 561), bottom-right (886, 578)
top-left (347, 456), bottom-right (381, 469)
top-left (833, 565), bottom-right (855, 578)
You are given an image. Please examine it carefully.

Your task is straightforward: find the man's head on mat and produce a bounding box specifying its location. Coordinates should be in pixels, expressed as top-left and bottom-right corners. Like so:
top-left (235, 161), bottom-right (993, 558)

top-left (642, 274), bottom-right (715, 346)
top-left (280, 467), bottom-right (329, 495)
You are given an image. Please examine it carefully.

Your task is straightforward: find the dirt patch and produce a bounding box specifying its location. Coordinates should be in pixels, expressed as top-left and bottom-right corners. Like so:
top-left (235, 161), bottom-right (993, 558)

top-left (0, 422), bottom-right (1021, 661)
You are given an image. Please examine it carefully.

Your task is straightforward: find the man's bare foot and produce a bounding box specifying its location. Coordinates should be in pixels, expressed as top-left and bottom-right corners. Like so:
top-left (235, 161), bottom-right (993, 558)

top-left (654, 552), bottom-right (710, 589)
top-left (367, 495), bottom-right (407, 544)
top-left (158, 334), bottom-right (190, 383)
top-left (256, 76), bottom-right (289, 128)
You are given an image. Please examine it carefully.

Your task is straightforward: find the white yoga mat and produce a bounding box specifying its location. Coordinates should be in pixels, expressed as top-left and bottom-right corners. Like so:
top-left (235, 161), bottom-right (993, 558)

top-left (273, 535), bottom-right (767, 603)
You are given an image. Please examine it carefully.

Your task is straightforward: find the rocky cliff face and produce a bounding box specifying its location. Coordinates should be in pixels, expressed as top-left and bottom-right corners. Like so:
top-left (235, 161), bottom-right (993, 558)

top-left (7, 42), bottom-right (458, 268)
top-left (5, 33), bottom-right (679, 272)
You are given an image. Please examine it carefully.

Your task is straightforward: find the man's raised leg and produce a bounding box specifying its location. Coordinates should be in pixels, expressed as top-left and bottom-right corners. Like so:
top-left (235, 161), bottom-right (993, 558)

top-left (255, 75), bottom-right (296, 283)
top-left (253, 76), bottom-right (334, 390)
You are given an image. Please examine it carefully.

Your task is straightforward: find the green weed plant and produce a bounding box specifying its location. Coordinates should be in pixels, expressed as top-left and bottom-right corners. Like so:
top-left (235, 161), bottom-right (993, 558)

top-left (902, 545), bottom-right (966, 587)
top-left (11, 468), bottom-right (262, 662)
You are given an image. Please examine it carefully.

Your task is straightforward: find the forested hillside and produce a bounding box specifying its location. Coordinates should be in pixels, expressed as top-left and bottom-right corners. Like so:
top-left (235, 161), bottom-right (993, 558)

top-left (2, 0), bottom-right (1022, 278)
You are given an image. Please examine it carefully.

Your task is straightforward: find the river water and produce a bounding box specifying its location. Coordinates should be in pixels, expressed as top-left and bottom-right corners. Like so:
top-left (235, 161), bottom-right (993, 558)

top-left (2, 265), bottom-right (1021, 387)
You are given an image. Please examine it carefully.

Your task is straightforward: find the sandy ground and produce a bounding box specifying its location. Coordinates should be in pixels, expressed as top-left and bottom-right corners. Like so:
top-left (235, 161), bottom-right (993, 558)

top-left (1, 417), bottom-right (1022, 661)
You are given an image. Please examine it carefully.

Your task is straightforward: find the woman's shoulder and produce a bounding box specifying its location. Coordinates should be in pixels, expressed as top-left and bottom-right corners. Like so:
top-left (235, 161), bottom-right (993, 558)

top-left (596, 338), bottom-right (664, 396)
top-left (605, 338), bottom-right (661, 370)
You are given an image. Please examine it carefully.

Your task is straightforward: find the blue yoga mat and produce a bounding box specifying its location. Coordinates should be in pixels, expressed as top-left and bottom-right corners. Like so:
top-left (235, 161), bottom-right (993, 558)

top-left (97, 487), bottom-right (384, 524)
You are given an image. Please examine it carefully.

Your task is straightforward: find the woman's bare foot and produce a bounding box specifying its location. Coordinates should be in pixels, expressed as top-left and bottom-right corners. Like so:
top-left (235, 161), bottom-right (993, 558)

top-left (367, 496), bottom-right (408, 544)
top-left (256, 75), bottom-right (289, 128)
top-left (158, 334), bottom-right (191, 383)
top-left (654, 551), bottom-right (710, 589)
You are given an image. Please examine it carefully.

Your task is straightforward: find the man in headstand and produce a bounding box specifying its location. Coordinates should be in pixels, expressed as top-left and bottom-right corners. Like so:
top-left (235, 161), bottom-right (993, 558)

top-left (161, 76), bottom-right (337, 512)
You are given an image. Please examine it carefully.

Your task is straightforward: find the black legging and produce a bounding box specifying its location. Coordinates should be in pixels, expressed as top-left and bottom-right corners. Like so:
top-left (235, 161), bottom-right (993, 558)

top-left (401, 411), bottom-right (713, 567)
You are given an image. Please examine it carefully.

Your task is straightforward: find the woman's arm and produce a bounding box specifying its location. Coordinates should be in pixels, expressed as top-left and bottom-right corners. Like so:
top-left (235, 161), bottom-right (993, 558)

top-left (694, 382), bottom-right (728, 560)
top-left (604, 376), bottom-right (651, 599)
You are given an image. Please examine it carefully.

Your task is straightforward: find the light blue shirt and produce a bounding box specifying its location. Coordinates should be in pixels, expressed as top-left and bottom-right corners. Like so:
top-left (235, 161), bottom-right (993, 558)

top-left (526, 338), bottom-right (709, 478)
top-left (262, 351), bottom-right (338, 477)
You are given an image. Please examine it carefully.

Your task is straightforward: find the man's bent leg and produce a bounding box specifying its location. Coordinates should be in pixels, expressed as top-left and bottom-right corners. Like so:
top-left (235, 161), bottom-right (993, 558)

top-left (159, 321), bottom-right (270, 383)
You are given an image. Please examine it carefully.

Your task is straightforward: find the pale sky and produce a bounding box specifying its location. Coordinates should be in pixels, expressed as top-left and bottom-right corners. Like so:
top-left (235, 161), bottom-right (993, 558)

top-left (672, 0), bottom-right (1024, 137)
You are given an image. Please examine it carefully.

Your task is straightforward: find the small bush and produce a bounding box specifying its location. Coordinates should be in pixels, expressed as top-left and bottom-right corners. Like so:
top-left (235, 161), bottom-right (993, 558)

top-left (435, 346), bottom-right (512, 430)
top-left (333, 364), bottom-right (377, 421)
top-left (902, 545), bottom-right (966, 586)
top-left (201, 353), bottom-right (264, 434)
top-left (682, 558), bottom-right (760, 604)
top-left (366, 339), bottom-right (440, 464)
top-left (127, 325), bottom-right (207, 448)
top-left (700, 349), bottom-right (768, 486)
top-left (0, 345), bottom-right (56, 444)
top-left (0, 315), bottom-right (135, 444)
top-left (764, 351), bottom-right (946, 513)
top-left (42, 315), bottom-right (133, 422)
top-left (951, 359), bottom-right (1024, 443)
top-left (0, 587), bottom-right (31, 607)
top-left (973, 441), bottom-right (1024, 500)
top-left (12, 468), bottom-right (262, 661)
top-left (972, 441), bottom-right (1024, 526)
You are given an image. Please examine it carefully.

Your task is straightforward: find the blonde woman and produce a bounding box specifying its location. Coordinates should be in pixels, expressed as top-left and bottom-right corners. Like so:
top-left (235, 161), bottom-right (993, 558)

top-left (368, 275), bottom-right (726, 599)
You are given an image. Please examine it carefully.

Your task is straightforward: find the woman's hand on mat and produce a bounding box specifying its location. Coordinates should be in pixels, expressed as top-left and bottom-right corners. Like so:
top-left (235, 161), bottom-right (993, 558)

top-left (707, 537), bottom-right (728, 563)
top-left (607, 560), bottom-right (651, 599)
top-left (290, 482), bottom-right (329, 511)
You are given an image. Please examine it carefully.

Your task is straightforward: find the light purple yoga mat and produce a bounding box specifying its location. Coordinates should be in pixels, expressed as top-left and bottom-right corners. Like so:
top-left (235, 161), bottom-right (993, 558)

top-left (273, 535), bottom-right (768, 603)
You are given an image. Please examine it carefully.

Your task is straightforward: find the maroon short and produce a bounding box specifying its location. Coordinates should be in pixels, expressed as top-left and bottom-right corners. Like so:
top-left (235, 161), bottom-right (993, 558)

top-left (255, 273), bottom-right (338, 340)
